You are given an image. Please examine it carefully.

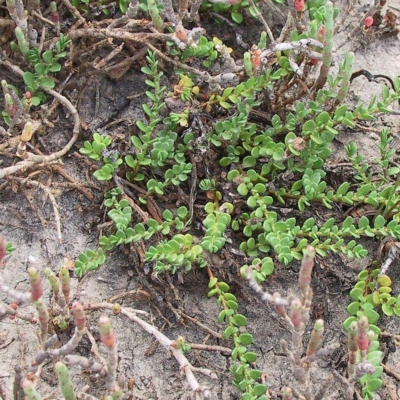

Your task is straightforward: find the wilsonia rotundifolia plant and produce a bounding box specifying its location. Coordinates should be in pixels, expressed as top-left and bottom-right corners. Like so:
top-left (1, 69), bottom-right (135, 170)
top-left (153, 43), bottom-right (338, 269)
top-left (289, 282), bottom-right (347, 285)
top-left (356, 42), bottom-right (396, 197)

top-left (78, 53), bottom-right (400, 276)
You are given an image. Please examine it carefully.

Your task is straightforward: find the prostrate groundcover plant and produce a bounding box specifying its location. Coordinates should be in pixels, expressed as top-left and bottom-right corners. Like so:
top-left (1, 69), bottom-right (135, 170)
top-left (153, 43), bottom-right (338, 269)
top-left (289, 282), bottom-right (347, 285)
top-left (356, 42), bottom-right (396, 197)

top-left (1, 0), bottom-right (399, 398)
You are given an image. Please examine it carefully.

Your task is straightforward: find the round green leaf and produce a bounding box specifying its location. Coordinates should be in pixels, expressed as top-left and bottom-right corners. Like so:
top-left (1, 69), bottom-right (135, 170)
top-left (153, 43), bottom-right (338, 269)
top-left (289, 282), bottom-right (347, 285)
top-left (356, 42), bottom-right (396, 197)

top-left (346, 301), bottom-right (360, 315)
top-left (248, 369), bottom-right (262, 380)
top-left (342, 316), bottom-right (357, 330)
top-left (238, 333), bottom-right (253, 346)
top-left (23, 71), bottom-right (35, 87)
top-left (40, 77), bottom-right (56, 88)
top-left (350, 287), bottom-right (364, 300)
top-left (231, 12), bottom-right (243, 24)
top-left (374, 215), bottom-right (386, 229)
top-left (253, 384), bottom-right (267, 396)
top-left (363, 308), bottom-right (380, 324)
top-left (367, 378), bottom-right (383, 392)
top-left (233, 314), bottom-right (247, 326)
top-left (31, 97), bottom-right (41, 106)
top-left (49, 63), bottom-right (62, 72)
top-left (237, 183), bottom-right (249, 196)
top-left (227, 300), bottom-right (238, 310)
top-left (42, 50), bottom-right (54, 63)
top-left (242, 352), bottom-right (257, 363)
top-left (242, 156), bottom-right (256, 168)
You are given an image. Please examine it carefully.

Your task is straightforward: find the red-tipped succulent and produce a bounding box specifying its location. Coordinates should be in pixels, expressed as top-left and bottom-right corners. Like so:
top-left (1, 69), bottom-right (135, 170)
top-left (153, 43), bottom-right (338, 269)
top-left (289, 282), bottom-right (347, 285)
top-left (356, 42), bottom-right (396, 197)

top-left (365, 16), bottom-right (374, 28)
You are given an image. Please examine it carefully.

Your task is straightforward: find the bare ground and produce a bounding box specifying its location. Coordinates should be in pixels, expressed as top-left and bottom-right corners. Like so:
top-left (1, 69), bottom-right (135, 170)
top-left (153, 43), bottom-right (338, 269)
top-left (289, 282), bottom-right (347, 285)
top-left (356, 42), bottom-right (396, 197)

top-left (1, 1), bottom-right (400, 399)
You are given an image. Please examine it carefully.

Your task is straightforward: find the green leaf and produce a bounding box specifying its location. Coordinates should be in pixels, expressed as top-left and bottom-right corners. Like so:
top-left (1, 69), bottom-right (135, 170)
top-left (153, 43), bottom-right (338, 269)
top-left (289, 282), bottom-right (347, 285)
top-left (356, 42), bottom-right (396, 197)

top-left (125, 155), bottom-right (136, 168)
top-left (217, 282), bottom-right (229, 292)
top-left (131, 135), bottom-right (143, 148)
top-left (242, 352), bottom-right (257, 363)
top-left (31, 97), bottom-right (41, 106)
top-left (219, 101), bottom-right (231, 109)
top-left (298, 198), bottom-right (306, 212)
top-left (357, 183), bottom-right (372, 196)
top-left (136, 120), bottom-right (149, 133)
top-left (227, 169), bottom-right (240, 181)
top-left (224, 326), bottom-right (234, 340)
top-left (207, 288), bottom-right (219, 297)
top-left (141, 66), bottom-right (154, 75)
top-left (227, 300), bottom-right (238, 310)
top-left (142, 103), bottom-right (153, 118)
top-left (336, 182), bottom-right (350, 196)
top-left (34, 63), bottom-right (45, 75)
top-left (219, 157), bottom-right (232, 167)
top-left (350, 287), bottom-right (364, 300)
top-left (249, 369), bottom-right (262, 380)
top-left (78, 252), bottom-right (88, 263)
top-left (342, 216), bottom-right (354, 230)
top-left (217, 310), bottom-right (227, 324)
top-left (347, 301), bottom-right (360, 315)
top-left (233, 314), bottom-right (247, 326)
top-left (253, 384), bottom-right (267, 396)
top-left (248, 5), bottom-right (260, 18)
top-left (238, 333), bottom-right (253, 346)
top-left (334, 104), bottom-right (347, 119)
top-left (302, 119), bottom-right (317, 133)
top-left (49, 63), bottom-right (62, 72)
top-left (23, 71), bottom-right (35, 87)
top-left (310, 132), bottom-right (323, 144)
top-left (316, 111), bottom-right (330, 125)
top-left (382, 303), bottom-right (394, 316)
top-left (42, 50), bottom-right (54, 63)
top-left (358, 216), bottom-right (370, 229)
top-left (242, 156), bottom-right (256, 168)
top-left (237, 183), bottom-right (249, 196)
top-left (367, 378), bottom-right (382, 392)
top-left (177, 206), bottom-right (188, 219)
top-left (358, 270), bottom-right (370, 281)
top-left (162, 209), bottom-right (173, 221)
top-left (363, 308), bottom-right (380, 324)
top-left (231, 12), bottom-right (243, 23)
top-left (374, 215), bottom-right (386, 229)
top-left (387, 166), bottom-right (400, 176)
top-left (39, 77), bottom-right (56, 88)
top-left (343, 316), bottom-right (357, 330)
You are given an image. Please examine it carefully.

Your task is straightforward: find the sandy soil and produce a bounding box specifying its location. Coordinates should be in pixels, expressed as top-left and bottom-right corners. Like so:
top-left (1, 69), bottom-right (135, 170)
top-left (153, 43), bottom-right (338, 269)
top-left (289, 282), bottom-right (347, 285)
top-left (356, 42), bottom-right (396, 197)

top-left (1, 1), bottom-right (400, 399)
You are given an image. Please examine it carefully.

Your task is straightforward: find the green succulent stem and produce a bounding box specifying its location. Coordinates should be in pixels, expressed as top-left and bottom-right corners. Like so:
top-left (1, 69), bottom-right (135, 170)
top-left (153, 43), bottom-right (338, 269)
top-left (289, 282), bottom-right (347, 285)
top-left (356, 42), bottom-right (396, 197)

top-left (99, 316), bottom-right (118, 393)
top-left (147, 0), bottom-right (164, 30)
top-left (72, 301), bottom-right (86, 331)
top-left (15, 26), bottom-right (29, 56)
top-left (298, 245), bottom-right (315, 297)
top-left (59, 264), bottom-right (71, 304)
top-left (347, 322), bottom-right (358, 376)
top-left (315, 1), bottom-right (333, 89)
top-left (27, 267), bottom-right (49, 342)
top-left (306, 319), bottom-right (324, 357)
top-left (22, 380), bottom-right (43, 400)
top-left (335, 52), bottom-right (355, 105)
top-left (55, 362), bottom-right (77, 400)
top-left (28, 267), bottom-right (43, 301)
top-left (34, 297), bottom-right (49, 343)
top-left (48, 305), bottom-right (86, 356)
top-left (44, 267), bottom-right (60, 302)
